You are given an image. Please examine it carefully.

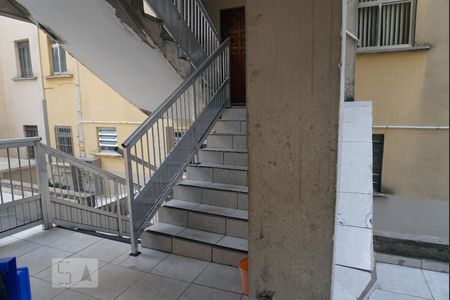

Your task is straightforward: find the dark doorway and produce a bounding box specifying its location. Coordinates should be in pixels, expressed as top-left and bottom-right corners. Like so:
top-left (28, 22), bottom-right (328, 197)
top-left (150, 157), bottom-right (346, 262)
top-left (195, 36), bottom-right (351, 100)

top-left (221, 7), bottom-right (246, 105)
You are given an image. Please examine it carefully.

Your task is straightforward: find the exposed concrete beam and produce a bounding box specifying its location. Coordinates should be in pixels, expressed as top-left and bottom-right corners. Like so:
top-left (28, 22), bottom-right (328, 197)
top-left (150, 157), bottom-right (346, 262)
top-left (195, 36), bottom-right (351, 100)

top-left (0, 0), bottom-right (190, 113)
top-left (0, 0), bottom-right (28, 21)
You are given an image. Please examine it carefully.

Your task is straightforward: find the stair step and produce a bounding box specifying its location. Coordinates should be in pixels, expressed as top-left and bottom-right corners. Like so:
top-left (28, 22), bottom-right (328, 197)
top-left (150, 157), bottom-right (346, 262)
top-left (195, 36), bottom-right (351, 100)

top-left (199, 148), bottom-right (248, 167)
top-left (174, 180), bottom-right (248, 210)
top-left (164, 199), bottom-right (248, 220)
top-left (207, 133), bottom-right (247, 150)
top-left (159, 200), bottom-right (248, 238)
top-left (141, 223), bottom-right (247, 266)
top-left (220, 107), bottom-right (246, 121)
top-left (186, 163), bottom-right (248, 186)
top-left (212, 120), bottom-right (247, 135)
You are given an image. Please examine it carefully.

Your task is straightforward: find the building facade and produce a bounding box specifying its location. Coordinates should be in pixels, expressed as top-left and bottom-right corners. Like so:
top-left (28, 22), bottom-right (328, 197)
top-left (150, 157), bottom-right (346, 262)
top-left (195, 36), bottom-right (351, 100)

top-left (0, 16), bottom-right (46, 146)
top-left (37, 30), bottom-right (147, 177)
top-left (355, 0), bottom-right (449, 239)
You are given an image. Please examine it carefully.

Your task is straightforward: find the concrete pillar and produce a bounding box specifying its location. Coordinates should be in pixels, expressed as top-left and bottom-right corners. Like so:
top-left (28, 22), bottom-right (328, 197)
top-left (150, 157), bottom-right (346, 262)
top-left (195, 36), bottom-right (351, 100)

top-left (345, 0), bottom-right (359, 101)
top-left (247, 0), bottom-right (342, 299)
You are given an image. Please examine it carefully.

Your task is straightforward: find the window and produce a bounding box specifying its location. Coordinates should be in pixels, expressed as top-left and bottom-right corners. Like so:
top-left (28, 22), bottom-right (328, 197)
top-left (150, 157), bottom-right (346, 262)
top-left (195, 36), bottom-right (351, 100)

top-left (55, 126), bottom-right (74, 155)
top-left (23, 125), bottom-right (38, 159)
top-left (98, 128), bottom-right (118, 153)
top-left (16, 40), bottom-right (33, 78)
top-left (51, 42), bottom-right (67, 74)
top-left (373, 134), bottom-right (385, 193)
top-left (358, 0), bottom-right (416, 49)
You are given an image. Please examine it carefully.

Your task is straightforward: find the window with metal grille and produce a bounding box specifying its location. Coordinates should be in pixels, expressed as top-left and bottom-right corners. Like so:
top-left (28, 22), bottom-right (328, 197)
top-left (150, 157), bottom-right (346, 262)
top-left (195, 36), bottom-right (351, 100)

top-left (23, 125), bottom-right (38, 159)
top-left (51, 42), bottom-right (67, 74)
top-left (98, 128), bottom-right (118, 153)
top-left (358, 0), bottom-right (416, 49)
top-left (55, 126), bottom-right (74, 155)
top-left (16, 40), bottom-right (33, 78)
top-left (373, 134), bottom-right (385, 193)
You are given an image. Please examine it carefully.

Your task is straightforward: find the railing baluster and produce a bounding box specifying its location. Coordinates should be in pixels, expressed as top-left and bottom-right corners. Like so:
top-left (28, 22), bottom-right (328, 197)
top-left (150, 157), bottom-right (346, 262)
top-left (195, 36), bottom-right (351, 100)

top-left (6, 149), bottom-right (14, 202)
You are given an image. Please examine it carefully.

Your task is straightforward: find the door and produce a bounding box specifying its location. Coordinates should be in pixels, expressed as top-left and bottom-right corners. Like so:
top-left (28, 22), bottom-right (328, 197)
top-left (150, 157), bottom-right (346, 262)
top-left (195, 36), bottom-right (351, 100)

top-left (221, 7), bottom-right (246, 105)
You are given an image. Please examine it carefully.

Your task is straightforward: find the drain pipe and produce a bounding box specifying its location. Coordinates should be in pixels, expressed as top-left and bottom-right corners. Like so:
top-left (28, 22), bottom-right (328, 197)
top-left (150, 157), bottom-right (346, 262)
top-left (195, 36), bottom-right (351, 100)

top-left (373, 125), bottom-right (449, 130)
top-left (75, 61), bottom-right (86, 158)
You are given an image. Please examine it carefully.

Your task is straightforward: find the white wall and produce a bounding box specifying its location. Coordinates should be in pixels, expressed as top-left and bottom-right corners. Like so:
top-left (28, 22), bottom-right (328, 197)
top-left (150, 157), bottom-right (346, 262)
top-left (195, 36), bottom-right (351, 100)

top-left (0, 16), bottom-right (46, 143)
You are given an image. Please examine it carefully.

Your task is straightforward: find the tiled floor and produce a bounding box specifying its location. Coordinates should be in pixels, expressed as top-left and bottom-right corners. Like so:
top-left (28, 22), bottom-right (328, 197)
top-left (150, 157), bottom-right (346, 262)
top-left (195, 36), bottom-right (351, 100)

top-left (368, 263), bottom-right (449, 300)
top-left (0, 226), bottom-right (246, 300)
top-left (1, 226), bottom-right (448, 300)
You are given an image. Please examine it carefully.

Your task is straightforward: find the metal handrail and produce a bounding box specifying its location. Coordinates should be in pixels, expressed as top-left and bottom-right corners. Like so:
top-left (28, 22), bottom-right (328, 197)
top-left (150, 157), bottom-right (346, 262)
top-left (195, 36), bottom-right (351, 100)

top-left (193, 0), bottom-right (220, 39)
top-left (0, 137), bottom-right (41, 149)
top-left (123, 39), bottom-right (229, 148)
top-left (40, 143), bottom-right (127, 185)
top-left (123, 39), bottom-right (230, 254)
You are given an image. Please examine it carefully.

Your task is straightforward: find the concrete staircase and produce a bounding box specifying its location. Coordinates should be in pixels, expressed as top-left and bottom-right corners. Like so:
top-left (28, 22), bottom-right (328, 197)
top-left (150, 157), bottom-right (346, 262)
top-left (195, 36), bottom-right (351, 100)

top-left (141, 107), bottom-right (248, 266)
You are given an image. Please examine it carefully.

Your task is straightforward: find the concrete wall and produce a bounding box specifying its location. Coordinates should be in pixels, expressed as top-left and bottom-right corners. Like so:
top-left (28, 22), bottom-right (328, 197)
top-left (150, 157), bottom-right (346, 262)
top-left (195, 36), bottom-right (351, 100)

top-left (0, 16), bottom-right (46, 143)
top-left (247, 0), bottom-right (342, 298)
top-left (38, 31), bottom-right (147, 177)
top-left (355, 0), bottom-right (449, 239)
top-left (202, 0), bottom-right (245, 36)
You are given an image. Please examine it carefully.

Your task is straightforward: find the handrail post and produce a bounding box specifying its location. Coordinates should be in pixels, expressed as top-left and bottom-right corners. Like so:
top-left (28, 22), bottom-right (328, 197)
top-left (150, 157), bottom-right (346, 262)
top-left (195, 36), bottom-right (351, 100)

top-left (124, 147), bottom-right (141, 256)
top-left (35, 141), bottom-right (52, 230)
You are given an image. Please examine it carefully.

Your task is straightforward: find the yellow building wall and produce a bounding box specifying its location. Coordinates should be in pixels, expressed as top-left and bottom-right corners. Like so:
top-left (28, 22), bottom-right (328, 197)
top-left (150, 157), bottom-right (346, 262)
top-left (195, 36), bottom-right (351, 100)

top-left (38, 31), bottom-right (147, 177)
top-left (355, 0), bottom-right (449, 202)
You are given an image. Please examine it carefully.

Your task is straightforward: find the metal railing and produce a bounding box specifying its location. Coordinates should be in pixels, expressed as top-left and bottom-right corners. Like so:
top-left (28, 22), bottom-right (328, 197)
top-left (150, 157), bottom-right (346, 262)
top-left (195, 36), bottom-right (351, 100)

top-left (36, 143), bottom-right (131, 236)
top-left (0, 137), bottom-right (42, 237)
top-left (173, 0), bottom-right (220, 56)
top-left (122, 39), bottom-right (230, 253)
top-left (0, 137), bottom-right (133, 239)
top-left (145, 0), bottom-right (220, 66)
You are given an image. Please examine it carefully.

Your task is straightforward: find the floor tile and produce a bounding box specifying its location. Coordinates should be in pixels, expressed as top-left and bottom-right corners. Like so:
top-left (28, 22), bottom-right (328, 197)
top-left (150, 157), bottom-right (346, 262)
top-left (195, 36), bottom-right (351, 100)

top-left (423, 270), bottom-right (449, 300)
top-left (71, 263), bottom-right (144, 299)
top-left (0, 237), bottom-right (41, 258)
top-left (77, 238), bottom-right (130, 262)
top-left (16, 246), bottom-right (72, 275)
top-left (369, 289), bottom-right (427, 300)
top-left (34, 253), bottom-right (108, 285)
top-left (151, 254), bottom-right (209, 282)
top-left (52, 289), bottom-right (98, 300)
top-left (116, 273), bottom-right (190, 300)
top-left (29, 277), bottom-right (65, 300)
top-left (111, 247), bottom-right (169, 273)
top-left (179, 284), bottom-right (242, 300)
top-left (47, 232), bottom-right (101, 253)
top-left (14, 227), bottom-right (76, 246)
top-left (377, 263), bottom-right (433, 299)
top-left (194, 263), bottom-right (242, 293)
